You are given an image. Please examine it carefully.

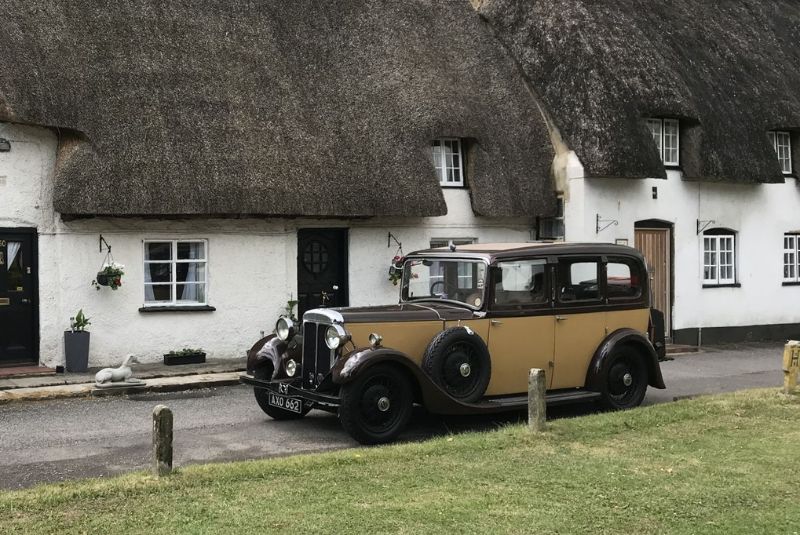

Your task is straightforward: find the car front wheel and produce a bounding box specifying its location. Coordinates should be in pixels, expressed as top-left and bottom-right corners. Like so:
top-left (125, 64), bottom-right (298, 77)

top-left (338, 364), bottom-right (413, 445)
top-left (600, 345), bottom-right (648, 410)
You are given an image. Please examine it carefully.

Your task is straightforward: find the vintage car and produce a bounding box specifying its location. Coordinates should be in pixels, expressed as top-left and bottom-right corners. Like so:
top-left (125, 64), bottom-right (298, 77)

top-left (241, 242), bottom-right (667, 444)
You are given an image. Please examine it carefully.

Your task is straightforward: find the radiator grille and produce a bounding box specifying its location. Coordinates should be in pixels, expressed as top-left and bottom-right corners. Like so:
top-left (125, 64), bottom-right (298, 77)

top-left (301, 321), bottom-right (335, 389)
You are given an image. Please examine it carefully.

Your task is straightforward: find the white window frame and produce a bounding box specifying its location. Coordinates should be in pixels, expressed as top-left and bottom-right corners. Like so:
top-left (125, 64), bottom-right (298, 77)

top-left (702, 233), bottom-right (736, 286)
top-left (646, 118), bottom-right (680, 166)
top-left (143, 239), bottom-right (209, 306)
top-left (429, 238), bottom-right (476, 289)
top-left (768, 131), bottom-right (793, 175)
top-left (432, 138), bottom-right (464, 187)
top-left (783, 233), bottom-right (800, 283)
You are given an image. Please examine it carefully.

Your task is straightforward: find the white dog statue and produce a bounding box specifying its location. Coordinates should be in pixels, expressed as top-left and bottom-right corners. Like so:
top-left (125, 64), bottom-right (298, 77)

top-left (95, 354), bottom-right (143, 387)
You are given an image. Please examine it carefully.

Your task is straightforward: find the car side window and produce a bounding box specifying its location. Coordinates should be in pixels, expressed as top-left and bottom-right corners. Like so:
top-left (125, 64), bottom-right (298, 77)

top-left (558, 259), bottom-right (601, 303)
top-left (606, 258), bottom-right (643, 300)
top-left (493, 259), bottom-right (548, 308)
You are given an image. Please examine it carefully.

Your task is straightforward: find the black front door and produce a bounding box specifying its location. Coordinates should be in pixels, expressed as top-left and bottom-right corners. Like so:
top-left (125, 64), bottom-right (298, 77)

top-left (0, 229), bottom-right (38, 365)
top-left (297, 228), bottom-right (348, 318)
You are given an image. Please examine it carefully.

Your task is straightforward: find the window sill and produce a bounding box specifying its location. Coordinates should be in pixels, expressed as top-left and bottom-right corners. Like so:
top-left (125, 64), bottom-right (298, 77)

top-left (782, 281), bottom-right (800, 286)
top-left (702, 283), bottom-right (741, 289)
top-left (139, 305), bottom-right (216, 313)
top-left (440, 184), bottom-right (468, 189)
top-left (663, 164), bottom-right (682, 171)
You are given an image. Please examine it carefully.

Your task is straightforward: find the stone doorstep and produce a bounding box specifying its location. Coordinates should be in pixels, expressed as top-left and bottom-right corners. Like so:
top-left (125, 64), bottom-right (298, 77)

top-left (665, 343), bottom-right (700, 355)
top-left (0, 365), bottom-right (56, 379)
top-left (0, 372), bottom-right (243, 404)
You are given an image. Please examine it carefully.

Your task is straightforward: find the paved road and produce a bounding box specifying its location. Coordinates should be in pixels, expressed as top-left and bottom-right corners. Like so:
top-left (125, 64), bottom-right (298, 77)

top-left (0, 342), bottom-right (785, 490)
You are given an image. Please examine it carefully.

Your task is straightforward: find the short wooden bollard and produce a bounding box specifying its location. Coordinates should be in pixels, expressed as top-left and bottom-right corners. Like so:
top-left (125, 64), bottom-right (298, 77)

top-left (528, 368), bottom-right (546, 433)
top-left (152, 404), bottom-right (173, 477)
top-left (783, 341), bottom-right (800, 395)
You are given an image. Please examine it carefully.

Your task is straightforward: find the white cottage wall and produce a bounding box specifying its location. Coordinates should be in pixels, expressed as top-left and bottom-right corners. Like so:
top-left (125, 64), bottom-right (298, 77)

top-left (562, 150), bottom-right (800, 340)
top-left (1, 122), bottom-right (533, 367)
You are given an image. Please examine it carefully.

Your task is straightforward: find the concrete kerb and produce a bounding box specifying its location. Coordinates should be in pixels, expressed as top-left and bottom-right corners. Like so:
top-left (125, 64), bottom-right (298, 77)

top-left (0, 372), bottom-right (242, 405)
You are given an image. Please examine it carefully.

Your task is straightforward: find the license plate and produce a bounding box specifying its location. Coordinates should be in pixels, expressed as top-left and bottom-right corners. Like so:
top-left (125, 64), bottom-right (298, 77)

top-left (268, 392), bottom-right (303, 414)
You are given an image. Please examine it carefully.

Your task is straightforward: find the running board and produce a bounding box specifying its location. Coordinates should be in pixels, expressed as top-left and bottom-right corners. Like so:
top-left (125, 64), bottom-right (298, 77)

top-left (478, 390), bottom-right (601, 409)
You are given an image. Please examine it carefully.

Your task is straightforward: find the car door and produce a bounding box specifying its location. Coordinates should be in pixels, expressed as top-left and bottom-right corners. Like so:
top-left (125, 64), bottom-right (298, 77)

top-left (485, 258), bottom-right (554, 395)
top-left (551, 256), bottom-right (607, 389)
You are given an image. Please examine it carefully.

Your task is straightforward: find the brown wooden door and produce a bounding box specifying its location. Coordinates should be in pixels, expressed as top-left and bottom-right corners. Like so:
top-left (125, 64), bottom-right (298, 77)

top-left (297, 228), bottom-right (348, 318)
top-left (634, 228), bottom-right (671, 336)
top-left (0, 230), bottom-right (38, 365)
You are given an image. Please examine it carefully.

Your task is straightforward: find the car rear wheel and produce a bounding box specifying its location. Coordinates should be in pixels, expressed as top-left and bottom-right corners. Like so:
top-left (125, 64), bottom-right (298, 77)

top-left (422, 327), bottom-right (491, 403)
top-left (600, 345), bottom-right (648, 410)
top-left (338, 364), bottom-right (413, 445)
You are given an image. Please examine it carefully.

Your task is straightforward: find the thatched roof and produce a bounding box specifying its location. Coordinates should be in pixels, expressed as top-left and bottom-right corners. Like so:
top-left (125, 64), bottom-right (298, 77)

top-left (479, 0), bottom-right (800, 183)
top-left (0, 1), bottom-right (556, 218)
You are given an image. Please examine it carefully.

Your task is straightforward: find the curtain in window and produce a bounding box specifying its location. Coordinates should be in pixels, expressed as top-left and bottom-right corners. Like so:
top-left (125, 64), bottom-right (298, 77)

top-left (7, 242), bottom-right (21, 268)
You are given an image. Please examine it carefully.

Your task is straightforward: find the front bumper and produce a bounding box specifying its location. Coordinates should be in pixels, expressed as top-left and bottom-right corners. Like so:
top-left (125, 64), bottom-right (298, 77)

top-left (240, 374), bottom-right (341, 408)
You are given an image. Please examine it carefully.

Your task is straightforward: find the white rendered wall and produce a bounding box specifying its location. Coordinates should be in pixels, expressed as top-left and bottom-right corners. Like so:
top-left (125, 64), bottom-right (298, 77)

top-left (561, 150), bottom-right (800, 332)
top-left (0, 122), bottom-right (531, 367)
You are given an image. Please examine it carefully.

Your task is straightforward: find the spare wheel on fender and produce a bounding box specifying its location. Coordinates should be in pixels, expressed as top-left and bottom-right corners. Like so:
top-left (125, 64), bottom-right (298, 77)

top-left (422, 327), bottom-right (491, 403)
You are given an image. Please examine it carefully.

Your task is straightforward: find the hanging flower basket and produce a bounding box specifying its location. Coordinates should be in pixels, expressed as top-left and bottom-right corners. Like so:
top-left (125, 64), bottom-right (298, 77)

top-left (388, 255), bottom-right (404, 286)
top-left (93, 262), bottom-right (125, 290)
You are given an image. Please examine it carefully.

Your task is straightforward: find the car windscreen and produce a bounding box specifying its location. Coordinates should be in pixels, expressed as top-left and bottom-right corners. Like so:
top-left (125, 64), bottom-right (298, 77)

top-left (401, 258), bottom-right (487, 308)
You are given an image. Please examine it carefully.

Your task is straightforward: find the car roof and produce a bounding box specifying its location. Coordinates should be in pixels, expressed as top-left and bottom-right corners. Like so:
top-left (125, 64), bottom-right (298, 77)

top-left (408, 242), bottom-right (646, 262)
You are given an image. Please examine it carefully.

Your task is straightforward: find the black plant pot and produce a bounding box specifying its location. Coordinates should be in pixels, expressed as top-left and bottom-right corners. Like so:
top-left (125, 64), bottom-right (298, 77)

top-left (64, 331), bottom-right (90, 372)
top-left (96, 273), bottom-right (110, 286)
top-left (163, 352), bottom-right (206, 365)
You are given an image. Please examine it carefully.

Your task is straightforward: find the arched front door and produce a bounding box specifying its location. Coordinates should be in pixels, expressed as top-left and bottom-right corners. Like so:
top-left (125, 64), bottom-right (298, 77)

top-left (634, 220), bottom-right (673, 338)
top-left (297, 228), bottom-right (349, 318)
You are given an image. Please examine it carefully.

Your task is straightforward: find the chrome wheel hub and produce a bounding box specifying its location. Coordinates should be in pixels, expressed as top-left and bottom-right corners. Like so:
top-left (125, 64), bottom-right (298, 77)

top-left (459, 363), bottom-right (472, 377)
top-left (377, 396), bottom-right (391, 412)
top-left (622, 372), bottom-right (633, 387)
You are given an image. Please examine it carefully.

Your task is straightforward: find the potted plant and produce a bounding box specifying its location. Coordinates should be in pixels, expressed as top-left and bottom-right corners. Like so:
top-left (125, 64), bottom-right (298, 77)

top-left (92, 261), bottom-right (125, 290)
top-left (64, 309), bottom-right (91, 372)
top-left (163, 347), bottom-right (207, 365)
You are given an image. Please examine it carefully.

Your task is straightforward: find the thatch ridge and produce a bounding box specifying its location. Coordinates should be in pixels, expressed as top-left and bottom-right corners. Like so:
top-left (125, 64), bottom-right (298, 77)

top-left (480, 0), bottom-right (800, 183)
top-left (0, 0), bottom-right (556, 217)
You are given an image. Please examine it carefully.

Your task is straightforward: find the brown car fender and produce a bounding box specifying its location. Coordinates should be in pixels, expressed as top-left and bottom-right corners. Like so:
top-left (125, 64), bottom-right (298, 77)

top-left (246, 334), bottom-right (300, 380)
top-left (585, 328), bottom-right (666, 391)
top-left (332, 347), bottom-right (471, 412)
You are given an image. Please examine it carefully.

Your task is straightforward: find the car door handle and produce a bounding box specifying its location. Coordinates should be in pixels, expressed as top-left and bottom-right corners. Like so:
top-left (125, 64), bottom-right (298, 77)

top-left (490, 319), bottom-right (503, 326)
top-left (21, 299), bottom-right (30, 304)
top-left (555, 315), bottom-right (568, 321)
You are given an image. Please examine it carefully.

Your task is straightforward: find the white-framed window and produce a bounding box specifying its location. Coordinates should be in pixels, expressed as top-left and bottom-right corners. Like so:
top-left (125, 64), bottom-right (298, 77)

top-left (429, 238), bottom-right (476, 289)
top-left (432, 138), bottom-right (464, 187)
top-left (768, 131), bottom-right (792, 175)
top-left (646, 118), bottom-right (680, 166)
top-left (144, 240), bottom-right (208, 305)
top-left (702, 231), bottom-right (736, 286)
top-left (783, 233), bottom-right (800, 283)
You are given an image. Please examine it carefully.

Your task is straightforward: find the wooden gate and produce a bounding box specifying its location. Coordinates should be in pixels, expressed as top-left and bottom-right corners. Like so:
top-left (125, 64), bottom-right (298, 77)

top-left (634, 227), bottom-right (671, 336)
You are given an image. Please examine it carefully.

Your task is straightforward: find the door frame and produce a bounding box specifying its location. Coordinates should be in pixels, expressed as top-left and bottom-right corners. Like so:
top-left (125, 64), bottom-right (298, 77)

top-left (0, 227), bottom-right (39, 366)
top-left (634, 220), bottom-right (673, 339)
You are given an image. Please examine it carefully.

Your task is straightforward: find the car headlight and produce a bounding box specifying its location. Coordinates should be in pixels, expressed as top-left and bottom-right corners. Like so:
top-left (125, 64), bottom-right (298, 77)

top-left (275, 317), bottom-right (295, 341)
top-left (325, 324), bottom-right (350, 350)
top-left (285, 359), bottom-right (297, 377)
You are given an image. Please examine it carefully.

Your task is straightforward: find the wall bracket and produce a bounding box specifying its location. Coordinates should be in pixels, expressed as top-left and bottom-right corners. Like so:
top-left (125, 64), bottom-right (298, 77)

top-left (696, 219), bottom-right (716, 235)
top-left (596, 214), bottom-right (619, 234)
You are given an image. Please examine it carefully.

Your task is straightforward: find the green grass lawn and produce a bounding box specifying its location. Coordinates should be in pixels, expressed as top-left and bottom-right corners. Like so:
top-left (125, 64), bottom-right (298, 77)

top-left (2, 389), bottom-right (800, 534)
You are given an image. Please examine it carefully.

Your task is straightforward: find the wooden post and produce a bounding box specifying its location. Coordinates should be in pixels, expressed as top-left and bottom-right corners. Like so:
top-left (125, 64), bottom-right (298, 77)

top-left (528, 368), bottom-right (546, 433)
top-left (783, 341), bottom-right (800, 395)
top-left (152, 404), bottom-right (173, 477)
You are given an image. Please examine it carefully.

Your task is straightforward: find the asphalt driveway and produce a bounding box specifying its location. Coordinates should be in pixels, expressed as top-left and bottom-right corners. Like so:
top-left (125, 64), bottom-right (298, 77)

top-left (0, 342), bottom-right (786, 490)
